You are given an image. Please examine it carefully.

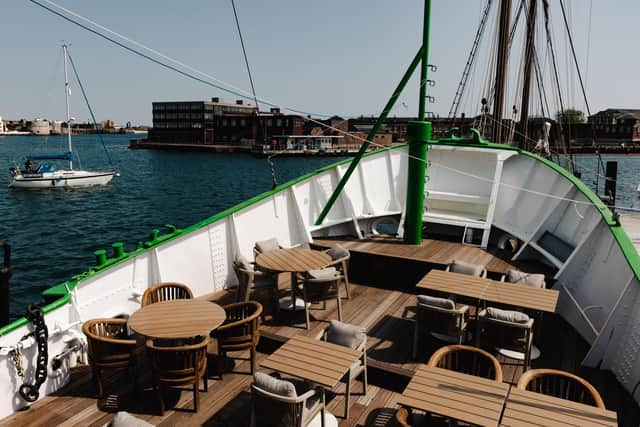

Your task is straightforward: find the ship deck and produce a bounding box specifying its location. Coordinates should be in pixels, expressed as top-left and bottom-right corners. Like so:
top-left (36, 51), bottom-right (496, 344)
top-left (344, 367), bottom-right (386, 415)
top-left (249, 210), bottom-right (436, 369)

top-left (1, 237), bottom-right (638, 426)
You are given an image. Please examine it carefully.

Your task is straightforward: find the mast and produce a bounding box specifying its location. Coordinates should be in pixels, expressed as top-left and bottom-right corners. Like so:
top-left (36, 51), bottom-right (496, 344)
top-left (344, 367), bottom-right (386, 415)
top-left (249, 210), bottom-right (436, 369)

top-left (518, 0), bottom-right (538, 149)
top-left (492, 0), bottom-right (512, 143)
top-left (62, 44), bottom-right (73, 170)
top-left (403, 0), bottom-right (432, 245)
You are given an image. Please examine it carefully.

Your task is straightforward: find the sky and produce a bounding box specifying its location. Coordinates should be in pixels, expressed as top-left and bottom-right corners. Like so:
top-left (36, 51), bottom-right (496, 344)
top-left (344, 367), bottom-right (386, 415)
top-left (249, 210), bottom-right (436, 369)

top-left (1, 0), bottom-right (638, 126)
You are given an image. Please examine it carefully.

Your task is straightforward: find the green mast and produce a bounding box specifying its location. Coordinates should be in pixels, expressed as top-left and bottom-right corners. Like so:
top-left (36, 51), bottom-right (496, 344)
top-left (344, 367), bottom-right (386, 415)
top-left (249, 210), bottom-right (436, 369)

top-left (403, 0), bottom-right (433, 245)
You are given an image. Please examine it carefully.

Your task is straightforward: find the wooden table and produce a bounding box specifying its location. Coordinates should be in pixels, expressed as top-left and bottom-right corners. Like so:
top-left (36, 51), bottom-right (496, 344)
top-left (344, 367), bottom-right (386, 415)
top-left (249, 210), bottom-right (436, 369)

top-left (256, 248), bottom-right (331, 310)
top-left (128, 299), bottom-right (226, 339)
top-left (500, 387), bottom-right (618, 427)
top-left (397, 364), bottom-right (510, 426)
top-left (260, 334), bottom-right (361, 418)
top-left (417, 269), bottom-right (559, 313)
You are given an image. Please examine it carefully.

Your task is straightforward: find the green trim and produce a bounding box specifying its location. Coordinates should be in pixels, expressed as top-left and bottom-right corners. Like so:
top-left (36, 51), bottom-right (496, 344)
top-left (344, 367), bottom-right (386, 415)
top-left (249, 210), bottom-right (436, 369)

top-left (3, 139), bottom-right (640, 336)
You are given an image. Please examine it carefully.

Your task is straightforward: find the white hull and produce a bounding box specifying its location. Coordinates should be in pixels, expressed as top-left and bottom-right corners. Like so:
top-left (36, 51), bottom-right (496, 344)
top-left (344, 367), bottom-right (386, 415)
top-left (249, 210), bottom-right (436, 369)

top-left (0, 144), bottom-right (639, 418)
top-left (9, 170), bottom-right (115, 188)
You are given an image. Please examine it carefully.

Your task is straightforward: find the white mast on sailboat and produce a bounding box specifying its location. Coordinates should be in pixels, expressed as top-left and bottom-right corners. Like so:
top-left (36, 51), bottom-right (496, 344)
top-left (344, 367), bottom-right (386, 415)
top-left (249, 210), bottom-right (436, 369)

top-left (62, 44), bottom-right (73, 171)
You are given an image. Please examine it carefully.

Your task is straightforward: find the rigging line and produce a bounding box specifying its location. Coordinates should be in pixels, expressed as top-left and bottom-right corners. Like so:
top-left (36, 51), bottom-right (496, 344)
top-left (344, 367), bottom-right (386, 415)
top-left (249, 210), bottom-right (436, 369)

top-left (585, 0), bottom-right (593, 88)
top-left (66, 49), bottom-right (114, 169)
top-left (230, 0), bottom-right (260, 112)
top-left (28, 0), bottom-right (331, 119)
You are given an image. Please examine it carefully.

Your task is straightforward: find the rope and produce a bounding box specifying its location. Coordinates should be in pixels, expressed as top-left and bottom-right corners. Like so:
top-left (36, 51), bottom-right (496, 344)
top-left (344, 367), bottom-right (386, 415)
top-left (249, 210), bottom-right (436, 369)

top-left (66, 48), bottom-right (114, 169)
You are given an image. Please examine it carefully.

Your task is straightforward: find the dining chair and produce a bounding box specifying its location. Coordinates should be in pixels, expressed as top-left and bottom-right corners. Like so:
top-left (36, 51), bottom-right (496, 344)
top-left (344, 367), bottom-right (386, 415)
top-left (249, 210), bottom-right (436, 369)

top-left (208, 300), bottom-right (262, 379)
top-left (232, 254), bottom-right (278, 304)
top-left (315, 319), bottom-right (367, 419)
top-left (445, 259), bottom-right (487, 278)
top-left (427, 344), bottom-right (504, 382)
top-left (253, 237), bottom-right (283, 259)
top-left (141, 282), bottom-right (193, 307)
top-left (324, 244), bottom-right (351, 299)
top-left (146, 335), bottom-right (209, 415)
top-left (500, 268), bottom-right (546, 288)
top-left (82, 318), bottom-right (137, 398)
top-left (300, 268), bottom-right (343, 329)
top-left (412, 294), bottom-right (469, 359)
top-left (517, 368), bottom-right (606, 408)
top-left (477, 307), bottom-right (535, 369)
top-left (251, 372), bottom-right (325, 427)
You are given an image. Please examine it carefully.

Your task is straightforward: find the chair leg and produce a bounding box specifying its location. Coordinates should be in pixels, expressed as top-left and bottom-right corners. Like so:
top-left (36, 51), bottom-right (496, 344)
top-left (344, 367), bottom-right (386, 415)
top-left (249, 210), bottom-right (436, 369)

top-left (345, 373), bottom-right (351, 419)
top-left (305, 304), bottom-right (311, 330)
top-left (337, 295), bottom-right (343, 321)
top-left (362, 365), bottom-right (368, 395)
top-left (203, 372), bottom-right (208, 392)
top-left (219, 352), bottom-right (225, 379)
top-left (343, 263), bottom-right (350, 299)
top-left (157, 385), bottom-right (165, 416)
top-left (250, 345), bottom-right (257, 374)
top-left (93, 366), bottom-right (103, 398)
top-left (193, 383), bottom-right (200, 413)
top-left (412, 320), bottom-right (419, 360)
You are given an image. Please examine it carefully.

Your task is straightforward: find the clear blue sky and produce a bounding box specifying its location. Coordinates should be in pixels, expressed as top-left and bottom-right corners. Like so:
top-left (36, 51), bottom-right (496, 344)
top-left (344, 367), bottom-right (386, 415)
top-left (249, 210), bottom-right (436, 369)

top-left (1, 1), bottom-right (637, 126)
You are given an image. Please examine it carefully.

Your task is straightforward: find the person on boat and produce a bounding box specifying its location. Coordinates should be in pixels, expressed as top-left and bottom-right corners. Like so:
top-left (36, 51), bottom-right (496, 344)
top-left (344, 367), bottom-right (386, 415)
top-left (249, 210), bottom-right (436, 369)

top-left (24, 159), bottom-right (37, 173)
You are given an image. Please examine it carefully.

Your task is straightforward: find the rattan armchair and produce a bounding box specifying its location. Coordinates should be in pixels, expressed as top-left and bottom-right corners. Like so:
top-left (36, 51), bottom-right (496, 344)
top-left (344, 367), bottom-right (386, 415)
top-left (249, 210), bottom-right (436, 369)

top-left (141, 282), bottom-right (193, 307)
top-left (427, 344), bottom-right (503, 382)
top-left (477, 307), bottom-right (535, 370)
top-left (232, 257), bottom-right (278, 304)
top-left (209, 301), bottom-right (263, 378)
top-left (82, 318), bottom-right (137, 398)
top-left (517, 368), bottom-right (606, 408)
top-left (412, 295), bottom-right (469, 359)
top-left (146, 335), bottom-right (209, 415)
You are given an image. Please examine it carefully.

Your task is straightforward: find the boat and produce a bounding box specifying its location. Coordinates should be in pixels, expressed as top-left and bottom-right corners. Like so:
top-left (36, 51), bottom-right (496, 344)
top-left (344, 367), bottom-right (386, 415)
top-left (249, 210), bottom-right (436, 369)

top-left (8, 45), bottom-right (116, 189)
top-left (0, 1), bottom-right (638, 425)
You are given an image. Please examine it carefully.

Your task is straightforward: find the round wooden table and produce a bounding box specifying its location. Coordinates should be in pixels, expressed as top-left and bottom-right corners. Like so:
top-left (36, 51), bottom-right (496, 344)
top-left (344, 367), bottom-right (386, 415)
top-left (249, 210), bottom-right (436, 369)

top-left (255, 248), bottom-right (331, 310)
top-left (128, 299), bottom-right (226, 339)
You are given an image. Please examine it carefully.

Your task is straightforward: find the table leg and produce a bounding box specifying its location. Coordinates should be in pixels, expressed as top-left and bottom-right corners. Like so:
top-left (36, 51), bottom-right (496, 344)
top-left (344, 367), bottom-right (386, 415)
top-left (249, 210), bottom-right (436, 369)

top-left (291, 272), bottom-right (297, 311)
top-left (321, 389), bottom-right (326, 427)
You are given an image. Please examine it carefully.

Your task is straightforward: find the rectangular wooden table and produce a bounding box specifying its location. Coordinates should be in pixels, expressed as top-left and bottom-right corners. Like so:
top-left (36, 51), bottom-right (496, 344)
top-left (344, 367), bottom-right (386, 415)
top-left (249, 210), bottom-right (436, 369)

top-left (417, 270), bottom-right (559, 313)
top-left (500, 387), bottom-right (618, 427)
top-left (397, 364), bottom-right (510, 426)
top-left (260, 334), bottom-right (362, 417)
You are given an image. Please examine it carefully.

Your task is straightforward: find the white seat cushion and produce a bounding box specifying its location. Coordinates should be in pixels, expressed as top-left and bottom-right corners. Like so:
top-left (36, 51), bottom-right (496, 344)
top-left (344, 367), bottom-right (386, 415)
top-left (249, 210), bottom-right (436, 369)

top-left (506, 269), bottom-right (545, 288)
top-left (253, 372), bottom-right (296, 397)
top-left (486, 307), bottom-right (530, 324)
top-left (235, 254), bottom-right (253, 271)
top-left (326, 320), bottom-right (366, 349)
top-left (327, 244), bottom-right (349, 261)
top-left (107, 412), bottom-right (154, 427)
top-left (255, 238), bottom-right (280, 254)
top-left (450, 260), bottom-right (485, 276)
top-left (417, 295), bottom-right (455, 310)
top-left (308, 267), bottom-right (338, 279)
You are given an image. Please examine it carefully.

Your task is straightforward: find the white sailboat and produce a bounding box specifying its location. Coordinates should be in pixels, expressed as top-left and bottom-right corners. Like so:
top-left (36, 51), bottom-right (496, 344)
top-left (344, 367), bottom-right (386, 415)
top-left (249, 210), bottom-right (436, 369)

top-left (9, 45), bottom-right (115, 189)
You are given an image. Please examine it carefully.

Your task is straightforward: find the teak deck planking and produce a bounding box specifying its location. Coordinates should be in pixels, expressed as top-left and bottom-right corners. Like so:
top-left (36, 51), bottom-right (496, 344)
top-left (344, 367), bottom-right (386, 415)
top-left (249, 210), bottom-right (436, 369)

top-left (0, 238), bottom-right (636, 426)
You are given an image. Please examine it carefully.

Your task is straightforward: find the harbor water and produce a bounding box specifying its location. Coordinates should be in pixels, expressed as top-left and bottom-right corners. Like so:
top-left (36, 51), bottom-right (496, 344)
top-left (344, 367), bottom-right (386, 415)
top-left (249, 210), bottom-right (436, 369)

top-left (2, 134), bottom-right (640, 321)
top-left (0, 134), bottom-right (347, 320)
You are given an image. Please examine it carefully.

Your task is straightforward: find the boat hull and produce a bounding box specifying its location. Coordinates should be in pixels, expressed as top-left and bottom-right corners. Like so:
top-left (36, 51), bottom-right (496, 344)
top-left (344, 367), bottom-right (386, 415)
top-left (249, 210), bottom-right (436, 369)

top-left (9, 170), bottom-right (115, 188)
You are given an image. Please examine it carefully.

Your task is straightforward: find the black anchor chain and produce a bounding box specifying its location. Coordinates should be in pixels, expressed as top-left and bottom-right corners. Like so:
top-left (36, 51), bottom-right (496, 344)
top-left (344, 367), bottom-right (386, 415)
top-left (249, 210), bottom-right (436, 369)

top-left (19, 304), bottom-right (48, 402)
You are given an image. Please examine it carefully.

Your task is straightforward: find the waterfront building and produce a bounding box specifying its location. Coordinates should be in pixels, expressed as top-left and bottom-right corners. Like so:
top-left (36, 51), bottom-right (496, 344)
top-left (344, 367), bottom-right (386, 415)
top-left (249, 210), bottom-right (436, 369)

top-left (30, 118), bottom-right (51, 135)
top-left (588, 109), bottom-right (640, 144)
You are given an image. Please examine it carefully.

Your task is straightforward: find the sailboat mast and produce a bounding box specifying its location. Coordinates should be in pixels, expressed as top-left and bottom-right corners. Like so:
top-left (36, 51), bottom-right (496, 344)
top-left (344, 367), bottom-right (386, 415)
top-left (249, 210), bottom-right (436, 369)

top-left (62, 44), bottom-right (73, 170)
top-left (492, 0), bottom-right (512, 143)
top-left (518, 0), bottom-right (538, 149)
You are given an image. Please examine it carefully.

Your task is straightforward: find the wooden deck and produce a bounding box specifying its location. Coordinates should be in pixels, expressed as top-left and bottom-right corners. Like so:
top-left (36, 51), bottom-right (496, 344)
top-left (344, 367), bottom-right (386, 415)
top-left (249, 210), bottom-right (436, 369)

top-left (1, 239), bottom-right (638, 426)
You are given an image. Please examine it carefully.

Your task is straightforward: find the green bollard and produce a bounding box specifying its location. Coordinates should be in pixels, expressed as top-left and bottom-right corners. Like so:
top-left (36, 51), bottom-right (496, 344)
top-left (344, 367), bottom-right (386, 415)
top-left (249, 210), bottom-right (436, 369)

top-left (94, 249), bottom-right (107, 267)
top-left (112, 242), bottom-right (125, 258)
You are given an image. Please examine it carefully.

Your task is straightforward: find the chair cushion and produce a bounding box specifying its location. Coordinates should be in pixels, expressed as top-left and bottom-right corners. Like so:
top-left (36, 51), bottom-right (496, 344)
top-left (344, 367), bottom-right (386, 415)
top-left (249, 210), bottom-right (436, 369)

top-left (506, 269), bottom-right (545, 288)
top-left (450, 260), bottom-right (485, 276)
top-left (235, 253), bottom-right (253, 271)
top-left (327, 244), bottom-right (349, 261)
top-left (108, 411), bottom-right (154, 427)
top-left (417, 295), bottom-right (455, 310)
top-left (255, 238), bottom-right (280, 254)
top-left (486, 307), bottom-right (530, 324)
top-left (253, 372), bottom-right (297, 397)
top-left (326, 320), bottom-right (366, 349)
top-left (308, 267), bottom-right (337, 279)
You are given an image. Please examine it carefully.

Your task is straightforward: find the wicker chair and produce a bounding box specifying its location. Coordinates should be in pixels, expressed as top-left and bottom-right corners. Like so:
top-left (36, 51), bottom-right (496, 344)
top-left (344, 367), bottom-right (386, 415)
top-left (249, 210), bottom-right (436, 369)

top-left (251, 372), bottom-right (324, 427)
top-left (146, 335), bottom-right (209, 415)
top-left (412, 295), bottom-right (469, 359)
top-left (209, 301), bottom-right (263, 379)
top-left (324, 244), bottom-right (351, 299)
top-left (300, 269), bottom-right (343, 330)
top-left (232, 257), bottom-right (278, 304)
top-left (316, 320), bottom-right (367, 419)
top-left (517, 368), bottom-right (606, 408)
top-left (141, 282), bottom-right (193, 307)
top-left (427, 344), bottom-right (504, 382)
top-left (82, 318), bottom-right (137, 398)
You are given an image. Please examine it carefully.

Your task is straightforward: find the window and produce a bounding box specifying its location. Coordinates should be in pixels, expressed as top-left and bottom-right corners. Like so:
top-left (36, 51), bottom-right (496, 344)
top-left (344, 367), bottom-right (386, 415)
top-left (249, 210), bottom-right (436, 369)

top-left (222, 119), bottom-right (228, 126)
top-left (240, 119), bottom-right (246, 127)
top-left (231, 119), bottom-right (237, 127)
top-left (276, 119), bottom-right (282, 127)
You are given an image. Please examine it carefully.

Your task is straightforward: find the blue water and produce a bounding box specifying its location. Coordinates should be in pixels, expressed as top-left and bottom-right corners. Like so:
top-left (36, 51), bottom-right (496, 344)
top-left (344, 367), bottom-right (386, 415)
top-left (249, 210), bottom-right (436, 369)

top-left (0, 134), bottom-right (347, 320)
